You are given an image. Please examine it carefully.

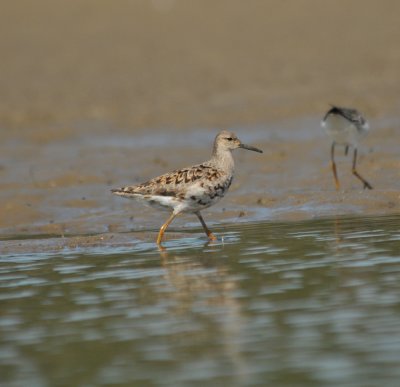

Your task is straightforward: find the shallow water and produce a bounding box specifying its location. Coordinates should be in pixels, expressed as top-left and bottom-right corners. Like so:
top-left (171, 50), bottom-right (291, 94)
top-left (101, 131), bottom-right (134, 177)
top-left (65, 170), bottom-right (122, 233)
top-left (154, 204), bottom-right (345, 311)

top-left (1, 215), bottom-right (400, 387)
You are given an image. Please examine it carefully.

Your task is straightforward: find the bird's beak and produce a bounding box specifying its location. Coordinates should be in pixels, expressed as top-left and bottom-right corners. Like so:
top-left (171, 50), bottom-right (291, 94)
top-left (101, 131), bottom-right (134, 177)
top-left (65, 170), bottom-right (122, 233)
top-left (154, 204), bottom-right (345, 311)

top-left (239, 143), bottom-right (263, 153)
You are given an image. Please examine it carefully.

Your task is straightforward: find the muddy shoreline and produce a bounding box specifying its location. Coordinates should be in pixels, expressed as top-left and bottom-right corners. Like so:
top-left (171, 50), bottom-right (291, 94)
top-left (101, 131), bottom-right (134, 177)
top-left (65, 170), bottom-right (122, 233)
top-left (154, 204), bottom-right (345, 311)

top-left (1, 1), bottom-right (399, 251)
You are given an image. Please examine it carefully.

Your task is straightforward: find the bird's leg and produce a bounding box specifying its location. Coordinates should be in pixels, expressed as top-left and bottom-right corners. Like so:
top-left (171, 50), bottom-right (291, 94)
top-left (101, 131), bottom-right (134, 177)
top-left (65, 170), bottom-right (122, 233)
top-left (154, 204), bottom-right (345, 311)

top-left (331, 142), bottom-right (340, 190)
top-left (157, 212), bottom-right (178, 246)
top-left (345, 145), bottom-right (349, 156)
top-left (352, 148), bottom-right (373, 190)
top-left (196, 212), bottom-right (217, 241)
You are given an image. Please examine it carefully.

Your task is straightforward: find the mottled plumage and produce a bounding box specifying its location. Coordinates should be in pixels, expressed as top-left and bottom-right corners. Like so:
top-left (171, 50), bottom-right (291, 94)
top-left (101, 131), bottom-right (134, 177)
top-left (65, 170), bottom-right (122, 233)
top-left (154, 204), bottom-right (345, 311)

top-left (112, 130), bottom-right (263, 246)
top-left (321, 105), bottom-right (372, 190)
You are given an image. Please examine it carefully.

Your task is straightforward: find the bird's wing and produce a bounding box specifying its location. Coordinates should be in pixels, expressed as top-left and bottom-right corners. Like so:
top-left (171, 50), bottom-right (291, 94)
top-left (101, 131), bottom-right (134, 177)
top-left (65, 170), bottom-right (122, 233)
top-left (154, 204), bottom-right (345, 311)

top-left (113, 163), bottom-right (224, 197)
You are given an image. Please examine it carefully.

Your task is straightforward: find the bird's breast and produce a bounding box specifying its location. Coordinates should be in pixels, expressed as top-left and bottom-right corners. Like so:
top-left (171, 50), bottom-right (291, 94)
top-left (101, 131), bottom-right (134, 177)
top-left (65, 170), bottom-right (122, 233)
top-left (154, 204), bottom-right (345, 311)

top-left (183, 174), bottom-right (233, 211)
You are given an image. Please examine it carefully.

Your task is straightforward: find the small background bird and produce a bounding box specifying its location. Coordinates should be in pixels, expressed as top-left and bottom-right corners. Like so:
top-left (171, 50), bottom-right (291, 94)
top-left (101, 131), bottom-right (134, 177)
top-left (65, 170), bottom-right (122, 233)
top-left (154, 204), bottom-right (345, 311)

top-left (321, 105), bottom-right (372, 190)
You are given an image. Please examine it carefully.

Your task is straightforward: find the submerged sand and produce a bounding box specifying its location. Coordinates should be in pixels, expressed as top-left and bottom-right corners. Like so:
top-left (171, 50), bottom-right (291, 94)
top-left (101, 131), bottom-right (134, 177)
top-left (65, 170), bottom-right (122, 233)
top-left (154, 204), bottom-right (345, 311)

top-left (1, 1), bottom-right (399, 251)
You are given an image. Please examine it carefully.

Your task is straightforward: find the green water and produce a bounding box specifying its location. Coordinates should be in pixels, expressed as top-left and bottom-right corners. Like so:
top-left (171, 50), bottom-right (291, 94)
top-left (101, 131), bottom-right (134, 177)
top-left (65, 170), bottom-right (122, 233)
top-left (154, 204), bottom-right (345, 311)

top-left (1, 215), bottom-right (400, 387)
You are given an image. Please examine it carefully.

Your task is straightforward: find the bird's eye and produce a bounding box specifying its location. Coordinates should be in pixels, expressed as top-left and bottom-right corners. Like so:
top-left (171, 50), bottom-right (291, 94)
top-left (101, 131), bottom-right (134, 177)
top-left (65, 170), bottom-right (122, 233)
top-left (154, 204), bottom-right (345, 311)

top-left (226, 137), bottom-right (233, 141)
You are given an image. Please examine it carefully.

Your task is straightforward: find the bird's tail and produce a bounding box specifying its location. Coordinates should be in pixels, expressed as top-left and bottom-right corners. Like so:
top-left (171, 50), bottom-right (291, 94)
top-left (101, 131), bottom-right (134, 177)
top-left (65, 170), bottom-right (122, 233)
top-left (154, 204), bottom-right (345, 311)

top-left (111, 187), bottom-right (140, 198)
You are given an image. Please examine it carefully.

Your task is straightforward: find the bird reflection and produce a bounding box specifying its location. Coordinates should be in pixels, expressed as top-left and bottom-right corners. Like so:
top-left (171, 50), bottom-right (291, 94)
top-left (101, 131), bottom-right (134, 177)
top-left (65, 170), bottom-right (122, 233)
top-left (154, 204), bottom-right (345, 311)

top-left (157, 245), bottom-right (249, 384)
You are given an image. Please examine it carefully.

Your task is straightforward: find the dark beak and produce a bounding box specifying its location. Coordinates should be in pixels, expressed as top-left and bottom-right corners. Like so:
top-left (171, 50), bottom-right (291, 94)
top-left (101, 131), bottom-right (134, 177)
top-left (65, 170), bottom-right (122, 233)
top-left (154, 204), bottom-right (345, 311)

top-left (239, 143), bottom-right (263, 153)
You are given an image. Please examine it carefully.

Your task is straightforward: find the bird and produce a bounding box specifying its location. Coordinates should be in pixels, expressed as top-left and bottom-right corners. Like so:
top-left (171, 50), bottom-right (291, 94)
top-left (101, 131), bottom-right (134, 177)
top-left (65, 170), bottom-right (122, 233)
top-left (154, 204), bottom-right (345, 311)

top-left (321, 105), bottom-right (372, 190)
top-left (111, 130), bottom-right (263, 246)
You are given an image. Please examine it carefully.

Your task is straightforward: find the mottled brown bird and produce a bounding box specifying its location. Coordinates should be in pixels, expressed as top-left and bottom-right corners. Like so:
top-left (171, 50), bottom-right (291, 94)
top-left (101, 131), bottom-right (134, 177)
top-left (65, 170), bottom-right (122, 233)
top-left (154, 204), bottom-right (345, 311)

top-left (112, 130), bottom-right (263, 246)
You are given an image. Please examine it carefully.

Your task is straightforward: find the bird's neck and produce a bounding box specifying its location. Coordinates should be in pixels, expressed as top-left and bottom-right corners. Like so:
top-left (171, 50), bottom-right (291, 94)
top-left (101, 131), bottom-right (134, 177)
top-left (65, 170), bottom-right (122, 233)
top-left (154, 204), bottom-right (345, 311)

top-left (211, 148), bottom-right (235, 174)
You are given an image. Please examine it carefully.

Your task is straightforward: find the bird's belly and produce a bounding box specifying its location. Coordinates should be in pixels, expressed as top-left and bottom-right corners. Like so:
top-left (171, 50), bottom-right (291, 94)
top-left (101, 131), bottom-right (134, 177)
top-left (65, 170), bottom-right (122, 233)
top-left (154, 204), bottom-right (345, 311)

top-left (184, 193), bottom-right (224, 212)
top-left (138, 195), bottom-right (182, 212)
top-left (183, 179), bottom-right (231, 212)
top-left (322, 116), bottom-right (366, 145)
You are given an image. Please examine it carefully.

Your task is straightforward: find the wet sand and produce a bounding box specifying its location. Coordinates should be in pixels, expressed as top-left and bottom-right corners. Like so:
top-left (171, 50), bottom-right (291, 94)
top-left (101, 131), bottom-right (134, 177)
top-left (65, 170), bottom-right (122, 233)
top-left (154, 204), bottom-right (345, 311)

top-left (1, 1), bottom-right (400, 251)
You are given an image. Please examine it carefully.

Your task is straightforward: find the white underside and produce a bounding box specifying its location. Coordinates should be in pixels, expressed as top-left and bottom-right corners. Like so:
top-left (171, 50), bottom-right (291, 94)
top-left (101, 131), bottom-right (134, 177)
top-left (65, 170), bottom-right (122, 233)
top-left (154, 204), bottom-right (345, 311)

top-left (321, 115), bottom-right (369, 146)
top-left (114, 181), bottom-right (225, 214)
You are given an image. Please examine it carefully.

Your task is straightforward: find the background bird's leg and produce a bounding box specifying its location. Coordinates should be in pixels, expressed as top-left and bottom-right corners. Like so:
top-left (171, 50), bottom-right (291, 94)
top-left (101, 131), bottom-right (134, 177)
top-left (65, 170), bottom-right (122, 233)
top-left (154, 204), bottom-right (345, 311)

top-left (331, 142), bottom-right (340, 190)
top-left (352, 148), bottom-right (373, 190)
top-left (157, 212), bottom-right (178, 245)
top-left (196, 212), bottom-right (217, 241)
top-left (345, 145), bottom-right (349, 156)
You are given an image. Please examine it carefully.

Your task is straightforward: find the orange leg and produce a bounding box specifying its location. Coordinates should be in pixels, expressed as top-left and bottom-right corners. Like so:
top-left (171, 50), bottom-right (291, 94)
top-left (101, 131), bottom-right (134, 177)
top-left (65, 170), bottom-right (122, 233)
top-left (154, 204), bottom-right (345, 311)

top-left (196, 212), bottom-right (217, 241)
top-left (156, 212), bottom-right (178, 246)
top-left (352, 148), bottom-right (373, 190)
top-left (331, 142), bottom-right (340, 190)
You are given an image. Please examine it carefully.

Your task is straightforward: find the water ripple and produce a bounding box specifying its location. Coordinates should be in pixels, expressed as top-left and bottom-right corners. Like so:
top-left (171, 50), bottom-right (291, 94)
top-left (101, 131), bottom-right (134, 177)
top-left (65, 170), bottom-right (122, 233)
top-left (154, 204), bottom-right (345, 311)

top-left (1, 214), bottom-right (400, 386)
